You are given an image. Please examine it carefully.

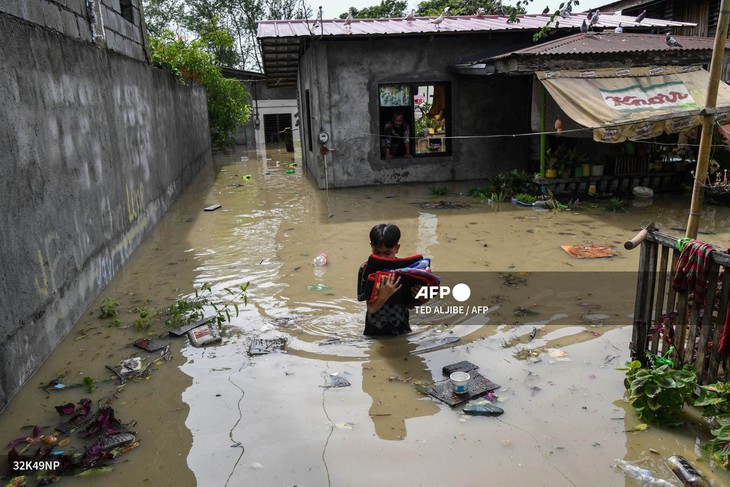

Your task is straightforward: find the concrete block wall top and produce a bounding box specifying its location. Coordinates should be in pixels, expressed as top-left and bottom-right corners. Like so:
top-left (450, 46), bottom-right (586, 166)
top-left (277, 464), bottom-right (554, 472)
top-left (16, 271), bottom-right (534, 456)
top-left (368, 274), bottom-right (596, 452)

top-left (0, 0), bottom-right (146, 62)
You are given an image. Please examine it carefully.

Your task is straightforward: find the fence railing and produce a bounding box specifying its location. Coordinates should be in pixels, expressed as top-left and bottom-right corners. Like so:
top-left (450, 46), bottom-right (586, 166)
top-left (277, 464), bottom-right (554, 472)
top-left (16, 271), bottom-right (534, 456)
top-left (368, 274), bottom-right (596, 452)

top-left (630, 230), bottom-right (730, 385)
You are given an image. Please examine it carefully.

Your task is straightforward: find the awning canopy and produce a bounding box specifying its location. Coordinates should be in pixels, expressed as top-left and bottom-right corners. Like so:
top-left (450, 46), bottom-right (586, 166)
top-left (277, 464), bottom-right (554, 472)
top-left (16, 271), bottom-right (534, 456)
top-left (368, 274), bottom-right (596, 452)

top-left (538, 66), bottom-right (730, 143)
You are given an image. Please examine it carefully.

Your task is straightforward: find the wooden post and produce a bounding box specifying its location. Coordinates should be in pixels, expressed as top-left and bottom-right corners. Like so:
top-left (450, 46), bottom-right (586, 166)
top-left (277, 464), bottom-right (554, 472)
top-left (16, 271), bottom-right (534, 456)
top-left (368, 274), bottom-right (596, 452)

top-left (686, 0), bottom-right (730, 238)
top-left (540, 83), bottom-right (546, 176)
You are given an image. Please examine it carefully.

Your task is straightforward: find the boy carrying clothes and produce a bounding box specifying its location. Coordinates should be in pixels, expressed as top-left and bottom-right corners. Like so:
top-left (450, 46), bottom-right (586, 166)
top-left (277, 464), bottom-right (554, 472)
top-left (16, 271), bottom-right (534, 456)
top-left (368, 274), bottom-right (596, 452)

top-left (357, 224), bottom-right (436, 336)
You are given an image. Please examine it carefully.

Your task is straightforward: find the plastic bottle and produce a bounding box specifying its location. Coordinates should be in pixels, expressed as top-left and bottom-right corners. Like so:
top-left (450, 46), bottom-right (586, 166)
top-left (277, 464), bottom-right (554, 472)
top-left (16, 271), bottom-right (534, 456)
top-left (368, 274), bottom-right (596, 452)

top-left (666, 455), bottom-right (710, 487)
top-left (313, 253), bottom-right (328, 266)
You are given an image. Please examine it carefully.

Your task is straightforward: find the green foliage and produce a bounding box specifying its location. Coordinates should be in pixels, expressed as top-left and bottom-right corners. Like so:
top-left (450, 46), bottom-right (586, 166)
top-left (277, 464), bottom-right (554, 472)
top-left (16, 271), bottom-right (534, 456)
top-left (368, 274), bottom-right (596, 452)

top-left (149, 29), bottom-right (251, 146)
top-left (99, 297), bottom-right (120, 319)
top-left (695, 381), bottom-right (730, 469)
top-left (415, 0), bottom-right (521, 16)
top-left (133, 306), bottom-right (153, 330)
top-left (702, 414), bottom-right (730, 469)
top-left (143, 0), bottom-right (185, 38)
top-left (606, 197), bottom-right (626, 212)
top-left (165, 283), bottom-right (249, 328)
top-left (510, 0), bottom-right (581, 41)
top-left (82, 376), bottom-right (96, 393)
top-left (468, 187), bottom-right (490, 199)
top-left (622, 359), bottom-right (697, 426)
top-left (340, 0), bottom-right (407, 18)
top-left (428, 185), bottom-right (448, 196)
top-left (696, 381), bottom-right (730, 418)
top-left (488, 169), bottom-right (529, 196)
top-left (144, 0), bottom-right (311, 71)
top-left (513, 193), bottom-right (536, 203)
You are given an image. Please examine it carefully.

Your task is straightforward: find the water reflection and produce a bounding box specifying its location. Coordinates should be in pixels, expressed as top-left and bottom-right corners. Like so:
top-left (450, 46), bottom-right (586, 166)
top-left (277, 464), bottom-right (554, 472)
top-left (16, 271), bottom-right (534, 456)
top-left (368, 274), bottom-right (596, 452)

top-left (362, 338), bottom-right (439, 440)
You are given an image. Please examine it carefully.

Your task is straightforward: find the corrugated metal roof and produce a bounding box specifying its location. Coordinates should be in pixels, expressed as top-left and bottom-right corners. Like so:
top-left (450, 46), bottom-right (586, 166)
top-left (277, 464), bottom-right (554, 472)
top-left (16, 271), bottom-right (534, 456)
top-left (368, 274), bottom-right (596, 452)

top-left (257, 12), bottom-right (694, 39)
top-left (489, 32), bottom-right (727, 59)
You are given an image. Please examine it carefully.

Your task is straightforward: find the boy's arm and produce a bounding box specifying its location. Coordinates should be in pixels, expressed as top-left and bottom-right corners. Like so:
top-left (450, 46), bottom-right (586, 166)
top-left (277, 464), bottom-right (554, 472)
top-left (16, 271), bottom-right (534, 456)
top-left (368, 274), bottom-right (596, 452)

top-left (367, 273), bottom-right (402, 314)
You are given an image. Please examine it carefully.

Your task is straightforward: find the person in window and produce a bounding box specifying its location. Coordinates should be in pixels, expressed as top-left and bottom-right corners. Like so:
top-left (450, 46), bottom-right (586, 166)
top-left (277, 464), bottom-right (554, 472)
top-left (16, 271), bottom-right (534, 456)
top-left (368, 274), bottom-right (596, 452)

top-left (382, 112), bottom-right (411, 160)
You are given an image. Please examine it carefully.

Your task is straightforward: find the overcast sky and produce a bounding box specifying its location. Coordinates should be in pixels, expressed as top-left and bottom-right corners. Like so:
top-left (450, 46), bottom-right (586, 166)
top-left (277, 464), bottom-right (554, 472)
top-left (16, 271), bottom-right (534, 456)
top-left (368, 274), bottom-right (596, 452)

top-left (308, 1), bottom-right (615, 19)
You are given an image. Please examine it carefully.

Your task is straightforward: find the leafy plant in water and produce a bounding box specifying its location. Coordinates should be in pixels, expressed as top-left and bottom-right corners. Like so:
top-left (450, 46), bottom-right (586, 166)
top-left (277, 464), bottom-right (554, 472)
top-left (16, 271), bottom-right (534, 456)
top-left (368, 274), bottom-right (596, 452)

top-left (82, 376), bottom-right (96, 393)
top-left (701, 414), bottom-right (730, 469)
top-left (164, 283), bottom-right (249, 328)
top-left (622, 359), bottom-right (697, 426)
top-left (512, 193), bottom-right (536, 204)
top-left (695, 381), bottom-right (730, 418)
top-left (468, 187), bottom-right (490, 199)
top-left (133, 307), bottom-right (153, 330)
top-left (428, 186), bottom-right (448, 196)
top-left (606, 197), bottom-right (626, 212)
top-left (694, 381), bottom-right (730, 469)
top-left (99, 297), bottom-right (120, 319)
top-left (491, 192), bottom-right (506, 203)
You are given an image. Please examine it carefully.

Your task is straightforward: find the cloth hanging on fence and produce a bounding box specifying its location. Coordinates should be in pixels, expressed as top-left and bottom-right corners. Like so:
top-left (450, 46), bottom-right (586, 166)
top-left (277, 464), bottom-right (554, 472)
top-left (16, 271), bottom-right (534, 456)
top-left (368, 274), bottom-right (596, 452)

top-left (719, 301), bottom-right (730, 356)
top-left (671, 240), bottom-right (715, 308)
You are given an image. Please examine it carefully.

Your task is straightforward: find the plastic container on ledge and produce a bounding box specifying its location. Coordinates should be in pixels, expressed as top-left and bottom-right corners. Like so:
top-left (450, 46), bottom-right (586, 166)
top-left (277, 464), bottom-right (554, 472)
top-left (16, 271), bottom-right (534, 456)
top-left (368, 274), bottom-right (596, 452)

top-left (313, 253), bottom-right (328, 266)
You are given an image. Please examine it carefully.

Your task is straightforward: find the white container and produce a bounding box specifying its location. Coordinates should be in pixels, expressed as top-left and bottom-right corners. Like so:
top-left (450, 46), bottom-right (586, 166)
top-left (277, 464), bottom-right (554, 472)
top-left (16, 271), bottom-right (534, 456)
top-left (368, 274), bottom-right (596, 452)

top-left (632, 186), bottom-right (654, 199)
top-left (450, 371), bottom-right (470, 394)
top-left (313, 253), bottom-right (328, 266)
top-left (591, 165), bottom-right (604, 176)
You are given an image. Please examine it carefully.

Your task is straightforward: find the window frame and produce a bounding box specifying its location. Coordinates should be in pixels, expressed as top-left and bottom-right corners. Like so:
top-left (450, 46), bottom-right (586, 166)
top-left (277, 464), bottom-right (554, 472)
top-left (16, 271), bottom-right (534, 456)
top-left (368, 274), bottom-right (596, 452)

top-left (378, 81), bottom-right (452, 160)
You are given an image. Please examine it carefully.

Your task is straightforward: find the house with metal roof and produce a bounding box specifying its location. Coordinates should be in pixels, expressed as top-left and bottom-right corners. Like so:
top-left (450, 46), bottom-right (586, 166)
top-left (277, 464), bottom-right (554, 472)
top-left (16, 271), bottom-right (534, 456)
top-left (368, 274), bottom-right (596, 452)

top-left (257, 12), bottom-right (725, 189)
top-left (598, 0), bottom-right (721, 38)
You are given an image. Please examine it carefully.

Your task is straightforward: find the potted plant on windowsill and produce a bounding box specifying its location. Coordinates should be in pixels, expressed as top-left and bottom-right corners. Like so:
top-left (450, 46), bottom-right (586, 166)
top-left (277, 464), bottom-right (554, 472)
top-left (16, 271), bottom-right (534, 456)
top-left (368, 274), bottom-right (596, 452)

top-left (545, 148), bottom-right (558, 179)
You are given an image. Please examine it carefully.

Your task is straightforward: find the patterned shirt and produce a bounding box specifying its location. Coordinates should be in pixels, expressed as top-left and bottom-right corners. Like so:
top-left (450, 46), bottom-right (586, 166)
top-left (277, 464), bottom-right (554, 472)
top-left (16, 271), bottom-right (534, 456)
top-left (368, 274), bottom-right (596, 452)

top-left (357, 262), bottom-right (411, 336)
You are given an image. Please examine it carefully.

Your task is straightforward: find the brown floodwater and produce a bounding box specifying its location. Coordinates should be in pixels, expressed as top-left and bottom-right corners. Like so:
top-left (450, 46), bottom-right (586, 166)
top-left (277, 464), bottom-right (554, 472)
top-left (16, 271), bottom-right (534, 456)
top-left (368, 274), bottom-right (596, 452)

top-left (3, 142), bottom-right (730, 486)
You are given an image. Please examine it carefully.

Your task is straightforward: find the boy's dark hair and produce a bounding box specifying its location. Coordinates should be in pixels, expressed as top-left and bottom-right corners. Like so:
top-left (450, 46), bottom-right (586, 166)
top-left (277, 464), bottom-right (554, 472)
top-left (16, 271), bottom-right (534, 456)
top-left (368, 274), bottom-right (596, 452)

top-left (369, 224), bottom-right (401, 248)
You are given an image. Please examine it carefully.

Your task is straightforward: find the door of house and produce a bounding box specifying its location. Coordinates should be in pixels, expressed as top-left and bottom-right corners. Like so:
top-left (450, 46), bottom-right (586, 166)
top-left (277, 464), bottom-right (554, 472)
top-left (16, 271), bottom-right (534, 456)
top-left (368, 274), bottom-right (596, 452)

top-left (263, 113), bottom-right (293, 143)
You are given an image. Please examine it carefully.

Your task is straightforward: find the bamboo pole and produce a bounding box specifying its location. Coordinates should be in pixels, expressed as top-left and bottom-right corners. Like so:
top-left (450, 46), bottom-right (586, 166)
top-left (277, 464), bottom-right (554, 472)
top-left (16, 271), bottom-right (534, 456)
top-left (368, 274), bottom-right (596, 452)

top-left (686, 0), bottom-right (730, 238)
top-left (540, 83), bottom-right (546, 176)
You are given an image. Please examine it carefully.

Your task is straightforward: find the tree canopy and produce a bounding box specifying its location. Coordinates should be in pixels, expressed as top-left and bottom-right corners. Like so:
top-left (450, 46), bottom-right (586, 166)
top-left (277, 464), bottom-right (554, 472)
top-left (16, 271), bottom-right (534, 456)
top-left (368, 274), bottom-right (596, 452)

top-left (143, 0), bottom-right (311, 71)
top-left (338, 0), bottom-right (407, 19)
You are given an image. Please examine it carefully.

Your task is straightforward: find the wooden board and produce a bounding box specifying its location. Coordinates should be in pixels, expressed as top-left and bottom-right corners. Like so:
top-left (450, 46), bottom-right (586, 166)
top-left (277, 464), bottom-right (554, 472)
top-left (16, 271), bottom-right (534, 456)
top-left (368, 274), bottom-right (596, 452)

top-left (425, 372), bottom-right (499, 406)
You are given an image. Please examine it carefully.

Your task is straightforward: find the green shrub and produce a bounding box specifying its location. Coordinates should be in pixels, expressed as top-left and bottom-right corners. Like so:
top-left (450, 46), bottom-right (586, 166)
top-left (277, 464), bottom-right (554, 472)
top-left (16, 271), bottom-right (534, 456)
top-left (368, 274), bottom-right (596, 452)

top-left (623, 359), bottom-right (697, 426)
top-left (149, 29), bottom-right (250, 146)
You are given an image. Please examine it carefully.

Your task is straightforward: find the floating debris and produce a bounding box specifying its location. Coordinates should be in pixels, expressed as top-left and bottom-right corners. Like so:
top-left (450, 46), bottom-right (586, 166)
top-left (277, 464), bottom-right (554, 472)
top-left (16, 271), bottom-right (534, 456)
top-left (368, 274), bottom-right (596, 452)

top-left (188, 323), bottom-right (222, 347)
top-left (133, 338), bottom-right (168, 352)
top-left (442, 361), bottom-right (478, 376)
top-left (419, 201), bottom-right (471, 210)
top-left (203, 204), bottom-right (222, 212)
top-left (463, 403), bottom-right (504, 417)
top-left (248, 337), bottom-right (288, 356)
top-left (324, 373), bottom-right (351, 388)
top-left (306, 283), bottom-right (331, 291)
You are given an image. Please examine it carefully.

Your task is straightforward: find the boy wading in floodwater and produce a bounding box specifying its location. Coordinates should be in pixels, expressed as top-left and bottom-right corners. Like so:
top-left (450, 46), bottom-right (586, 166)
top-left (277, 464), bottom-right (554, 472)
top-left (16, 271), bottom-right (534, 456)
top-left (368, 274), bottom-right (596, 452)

top-left (357, 224), bottom-right (429, 336)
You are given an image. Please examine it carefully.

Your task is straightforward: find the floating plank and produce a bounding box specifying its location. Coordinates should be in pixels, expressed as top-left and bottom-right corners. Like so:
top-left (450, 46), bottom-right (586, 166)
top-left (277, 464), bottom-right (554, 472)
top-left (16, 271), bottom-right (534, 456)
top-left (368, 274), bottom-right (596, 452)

top-left (204, 204), bottom-right (222, 211)
top-left (424, 372), bottom-right (499, 407)
top-left (442, 360), bottom-right (478, 376)
top-left (133, 338), bottom-right (167, 352)
top-left (169, 316), bottom-right (216, 337)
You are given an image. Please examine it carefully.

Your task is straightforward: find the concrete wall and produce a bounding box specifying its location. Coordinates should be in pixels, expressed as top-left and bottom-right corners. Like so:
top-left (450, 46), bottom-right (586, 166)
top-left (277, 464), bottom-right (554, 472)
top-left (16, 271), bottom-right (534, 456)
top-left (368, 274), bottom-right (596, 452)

top-left (232, 80), bottom-right (298, 146)
top-left (0, 0), bottom-right (148, 62)
top-left (298, 33), bottom-right (534, 188)
top-left (0, 12), bottom-right (211, 410)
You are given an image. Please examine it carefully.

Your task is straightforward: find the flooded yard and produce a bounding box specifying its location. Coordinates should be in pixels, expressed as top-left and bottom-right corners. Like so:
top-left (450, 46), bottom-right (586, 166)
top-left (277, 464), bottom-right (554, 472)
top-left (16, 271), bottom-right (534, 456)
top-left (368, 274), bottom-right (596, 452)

top-left (3, 143), bottom-right (730, 486)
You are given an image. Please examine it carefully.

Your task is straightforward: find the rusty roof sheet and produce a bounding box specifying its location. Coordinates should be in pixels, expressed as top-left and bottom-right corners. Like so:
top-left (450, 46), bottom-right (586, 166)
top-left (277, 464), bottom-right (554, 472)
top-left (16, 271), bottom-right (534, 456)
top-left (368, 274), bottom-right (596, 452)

top-left (257, 12), bottom-right (694, 39)
top-left (486, 32), bottom-right (728, 60)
